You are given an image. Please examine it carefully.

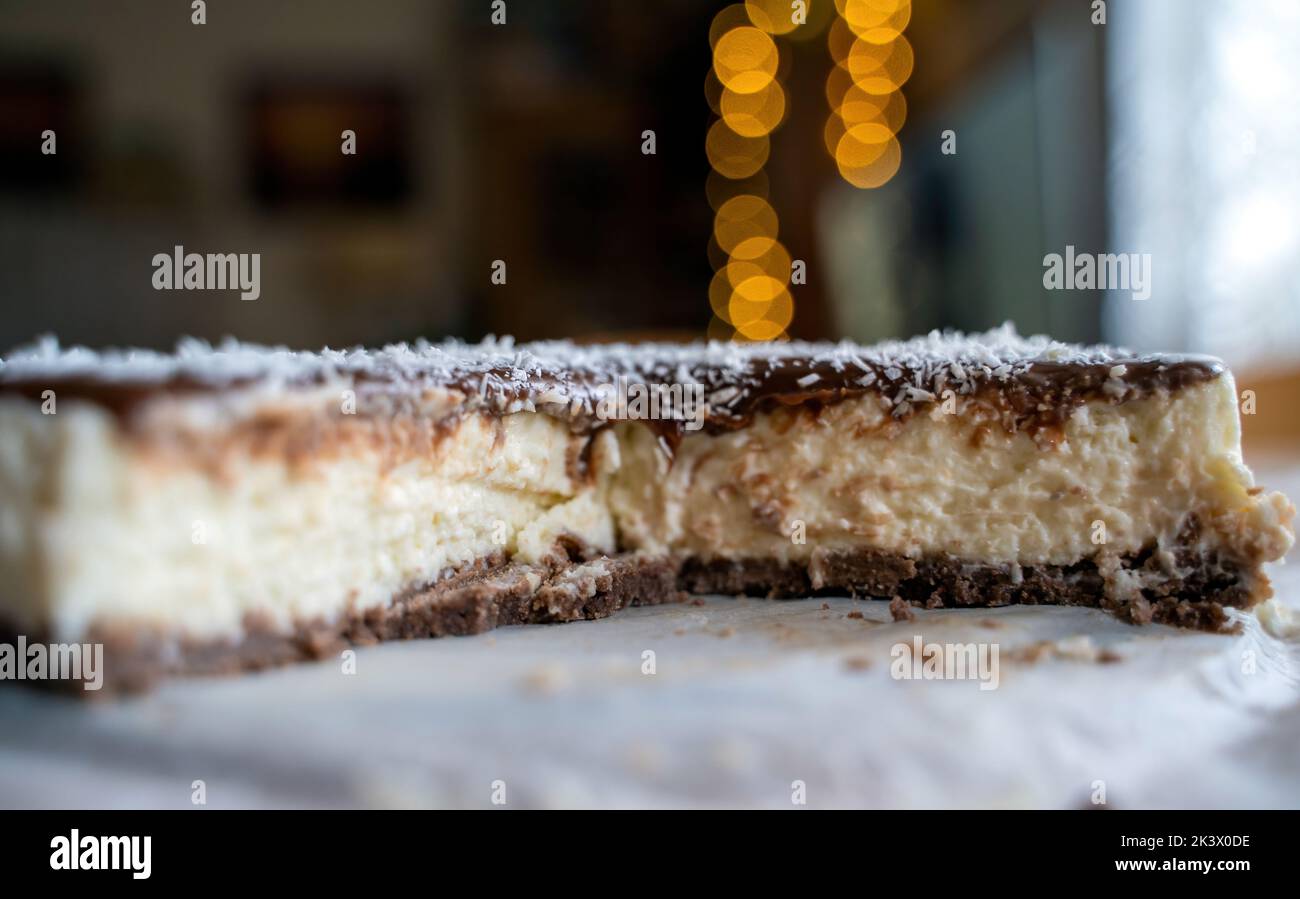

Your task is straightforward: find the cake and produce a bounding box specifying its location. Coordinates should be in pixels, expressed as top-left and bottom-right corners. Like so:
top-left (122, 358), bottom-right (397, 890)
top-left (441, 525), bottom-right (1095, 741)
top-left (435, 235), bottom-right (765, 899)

top-left (0, 326), bottom-right (1292, 691)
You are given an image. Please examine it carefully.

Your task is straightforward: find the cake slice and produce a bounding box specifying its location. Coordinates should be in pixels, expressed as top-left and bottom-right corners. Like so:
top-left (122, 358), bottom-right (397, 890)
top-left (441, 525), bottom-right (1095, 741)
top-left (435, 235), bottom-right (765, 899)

top-left (0, 327), bottom-right (1291, 690)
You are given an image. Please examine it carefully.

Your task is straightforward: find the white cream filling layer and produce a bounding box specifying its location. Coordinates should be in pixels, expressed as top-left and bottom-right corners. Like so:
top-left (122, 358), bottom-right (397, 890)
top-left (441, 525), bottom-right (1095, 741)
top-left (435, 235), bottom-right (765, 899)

top-left (603, 376), bottom-right (1294, 575)
top-left (0, 396), bottom-right (613, 642)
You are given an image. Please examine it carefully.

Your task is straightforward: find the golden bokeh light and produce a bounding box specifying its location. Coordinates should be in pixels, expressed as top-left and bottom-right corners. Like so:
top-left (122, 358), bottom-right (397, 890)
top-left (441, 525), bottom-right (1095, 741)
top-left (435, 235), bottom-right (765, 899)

top-left (710, 268), bottom-right (791, 334)
top-left (841, 0), bottom-right (911, 36)
top-left (837, 85), bottom-right (907, 133)
top-left (720, 80), bottom-right (786, 137)
top-left (713, 194), bottom-right (778, 253)
top-left (726, 236), bottom-right (792, 288)
top-left (826, 69), bottom-right (907, 132)
top-left (825, 0), bottom-right (910, 189)
top-left (734, 272), bottom-right (784, 304)
top-left (745, 0), bottom-right (799, 36)
top-left (731, 279), bottom-right (794, 339)
top-left (706, 119), bottom-right (771, 179)
top-left (834, 120), bottom-right (893, 167)
top-left (823, 106), bottom-right (901, 159)
top-left (855, 24), bottom-right (907, 45)
top-left (724, 259), bottom-right (769, 294)
top-left (706, 6), bottom-right (813, 342)
top-left (729, 275), bottom-right (785, 322)
top-left (709, 4), bottom-right (756, 48)
top-left (713, 26), bottom-right (779, 94)
top-left (835, 123), bottom-right (902, 188)
top-left (735, 314), bottom-right (791, 341)
top-left (845, 32), bottom-right (913, 93)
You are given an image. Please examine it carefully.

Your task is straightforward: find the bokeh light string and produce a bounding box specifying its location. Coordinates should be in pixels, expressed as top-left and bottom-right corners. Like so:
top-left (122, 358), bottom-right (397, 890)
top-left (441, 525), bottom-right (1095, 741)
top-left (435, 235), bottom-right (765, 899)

top-left (706, 1), bottom-right (910, 340)
top-left (826, 0), bottom-right (911, 188)
top-left (706, 3), bottom-right (799, 341)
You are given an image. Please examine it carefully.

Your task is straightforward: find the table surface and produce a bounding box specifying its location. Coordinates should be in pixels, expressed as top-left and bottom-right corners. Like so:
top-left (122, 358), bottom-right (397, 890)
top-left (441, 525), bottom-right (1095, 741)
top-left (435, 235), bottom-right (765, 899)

top-left (3, 464), bottom-right (1299, 810)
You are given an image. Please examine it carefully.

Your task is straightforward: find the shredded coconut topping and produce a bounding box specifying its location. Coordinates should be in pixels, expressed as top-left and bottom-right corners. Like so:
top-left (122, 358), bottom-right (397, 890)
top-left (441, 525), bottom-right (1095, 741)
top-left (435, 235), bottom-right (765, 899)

top-left (0, 324), bottom-right (1223, 421)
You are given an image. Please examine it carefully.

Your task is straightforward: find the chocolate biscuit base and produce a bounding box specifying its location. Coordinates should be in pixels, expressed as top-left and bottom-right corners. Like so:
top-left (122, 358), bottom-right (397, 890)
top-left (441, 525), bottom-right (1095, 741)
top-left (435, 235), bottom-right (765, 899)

top-left (678, 542), bottom-right (1255, 634)
top-left (8, 551), bottom-right (683, 696)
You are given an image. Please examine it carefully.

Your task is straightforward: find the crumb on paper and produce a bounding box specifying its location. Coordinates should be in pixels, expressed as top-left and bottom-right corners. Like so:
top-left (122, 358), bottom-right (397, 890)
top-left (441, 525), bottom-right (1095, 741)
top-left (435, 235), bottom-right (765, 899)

top-left (843, 655), bottom-right (873, 672)
top-left (1006, 635), bottom-right (1122, 665)
top-left (820, 602), bottom-right (831, 611)
top-left (716, 627), bottom-right (735, 639)
top-left (846, 609), bottom-right (865, 620)
top-left (520, 664), bottom-right (574, 695)
top-left (889, 596), bottom-right (916, 622)
top-left (1010, 641), bottom-right (1054, 664)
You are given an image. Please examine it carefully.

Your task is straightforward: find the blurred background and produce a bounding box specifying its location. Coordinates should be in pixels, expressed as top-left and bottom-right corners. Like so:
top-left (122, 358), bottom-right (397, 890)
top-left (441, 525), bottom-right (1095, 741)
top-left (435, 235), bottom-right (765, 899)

top-left (0, 0), bottom-right (1297, 442)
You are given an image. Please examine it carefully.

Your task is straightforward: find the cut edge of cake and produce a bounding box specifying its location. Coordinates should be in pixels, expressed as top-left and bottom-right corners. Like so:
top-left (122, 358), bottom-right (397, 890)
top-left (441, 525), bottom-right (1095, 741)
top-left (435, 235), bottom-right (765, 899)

top-left (0, 325), bottom-right (1292, 692)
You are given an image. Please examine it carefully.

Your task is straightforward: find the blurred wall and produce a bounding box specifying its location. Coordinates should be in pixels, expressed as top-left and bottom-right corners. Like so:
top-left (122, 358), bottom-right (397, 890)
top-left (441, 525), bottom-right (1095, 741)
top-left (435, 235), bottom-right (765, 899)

top-left (0, 0), bottom-right (463, 350)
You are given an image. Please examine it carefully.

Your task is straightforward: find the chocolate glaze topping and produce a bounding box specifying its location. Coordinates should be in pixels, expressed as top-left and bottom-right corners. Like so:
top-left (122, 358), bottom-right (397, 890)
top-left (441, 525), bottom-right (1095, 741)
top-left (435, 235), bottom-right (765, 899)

top-left (0, 326), bottom-right (1224, 443)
